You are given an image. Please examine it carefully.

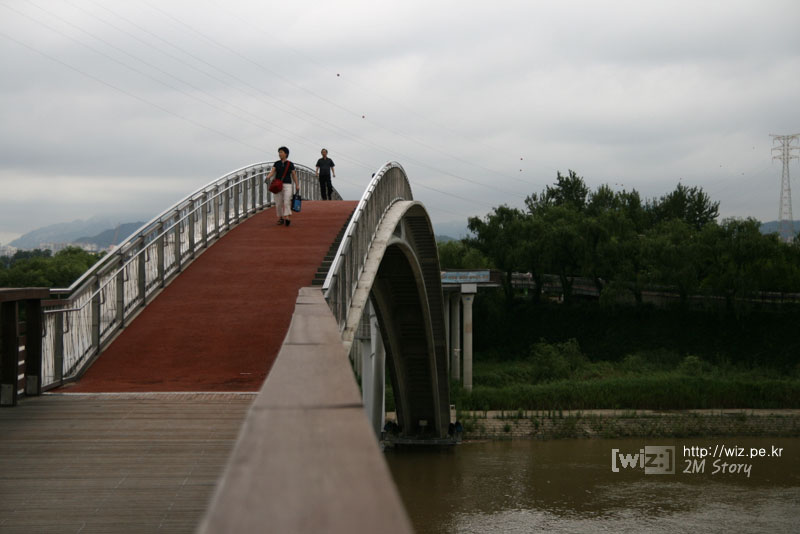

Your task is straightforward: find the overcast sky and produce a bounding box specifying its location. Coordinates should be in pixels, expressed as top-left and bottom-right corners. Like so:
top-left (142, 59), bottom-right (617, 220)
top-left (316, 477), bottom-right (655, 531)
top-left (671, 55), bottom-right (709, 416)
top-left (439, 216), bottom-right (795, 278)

top-left (1, 0), bottom-right (799, 244)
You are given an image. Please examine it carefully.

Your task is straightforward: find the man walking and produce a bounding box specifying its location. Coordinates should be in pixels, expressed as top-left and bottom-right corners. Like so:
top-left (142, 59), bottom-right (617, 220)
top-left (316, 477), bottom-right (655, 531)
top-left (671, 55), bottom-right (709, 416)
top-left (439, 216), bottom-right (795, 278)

top-left (315, 148), bottom-right (335, 200)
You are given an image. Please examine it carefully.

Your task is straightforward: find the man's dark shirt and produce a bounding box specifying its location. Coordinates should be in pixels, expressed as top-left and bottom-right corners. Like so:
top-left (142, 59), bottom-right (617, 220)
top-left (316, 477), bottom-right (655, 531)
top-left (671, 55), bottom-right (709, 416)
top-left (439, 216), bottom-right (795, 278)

top-left (316, 157), bottom-right (335, 178)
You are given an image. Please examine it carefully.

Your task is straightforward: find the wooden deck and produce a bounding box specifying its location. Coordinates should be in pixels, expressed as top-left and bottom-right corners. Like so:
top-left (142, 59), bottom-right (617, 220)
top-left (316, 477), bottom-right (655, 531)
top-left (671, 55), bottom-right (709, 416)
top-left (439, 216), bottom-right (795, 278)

top-left (0, 393), bottom-right (254, 533)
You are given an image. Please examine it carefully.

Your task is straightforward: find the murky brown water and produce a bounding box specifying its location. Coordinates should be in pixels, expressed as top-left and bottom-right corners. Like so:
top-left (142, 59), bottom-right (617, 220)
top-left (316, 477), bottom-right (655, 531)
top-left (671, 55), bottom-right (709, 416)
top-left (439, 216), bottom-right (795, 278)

top-left (386, 438), bottom-right (800, 533)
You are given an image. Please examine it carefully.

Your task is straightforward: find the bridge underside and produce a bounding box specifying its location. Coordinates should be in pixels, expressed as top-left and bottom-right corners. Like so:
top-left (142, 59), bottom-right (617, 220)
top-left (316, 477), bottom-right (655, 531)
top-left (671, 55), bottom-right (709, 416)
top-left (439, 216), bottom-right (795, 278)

top-left (341, 202), bottom-right (450, 439)
top-left (372, 247), bottom-right (439, 437)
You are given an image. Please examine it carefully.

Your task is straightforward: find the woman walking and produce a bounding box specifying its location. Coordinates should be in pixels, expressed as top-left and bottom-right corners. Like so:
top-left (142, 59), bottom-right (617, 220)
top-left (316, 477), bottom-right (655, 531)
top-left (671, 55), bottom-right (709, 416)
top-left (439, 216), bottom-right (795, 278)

top-left (265, 146), bottom-right (299, 226)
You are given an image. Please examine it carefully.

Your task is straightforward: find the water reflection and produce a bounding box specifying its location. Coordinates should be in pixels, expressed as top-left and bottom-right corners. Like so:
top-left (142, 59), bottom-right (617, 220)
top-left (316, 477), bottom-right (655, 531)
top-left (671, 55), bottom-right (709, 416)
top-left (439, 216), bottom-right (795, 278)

top-left (385, 438), bottom-right (800, 533)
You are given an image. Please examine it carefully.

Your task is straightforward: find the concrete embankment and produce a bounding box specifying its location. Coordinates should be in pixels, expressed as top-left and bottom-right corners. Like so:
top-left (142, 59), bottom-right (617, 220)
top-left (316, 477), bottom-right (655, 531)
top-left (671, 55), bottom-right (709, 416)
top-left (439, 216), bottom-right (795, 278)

top-left (388, 409), bottom-right (800, 439)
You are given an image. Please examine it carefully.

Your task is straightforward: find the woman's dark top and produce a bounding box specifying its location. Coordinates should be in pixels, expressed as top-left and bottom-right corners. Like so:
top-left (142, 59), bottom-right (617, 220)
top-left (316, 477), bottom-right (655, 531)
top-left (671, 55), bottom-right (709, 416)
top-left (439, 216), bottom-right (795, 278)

top-left (274, 160), bottom-right (295, 183)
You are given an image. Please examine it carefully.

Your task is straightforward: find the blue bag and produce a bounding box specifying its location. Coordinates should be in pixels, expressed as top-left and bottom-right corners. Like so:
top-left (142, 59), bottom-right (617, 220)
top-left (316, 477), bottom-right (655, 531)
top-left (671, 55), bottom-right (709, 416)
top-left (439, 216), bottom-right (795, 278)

top-left (291, 193), bottom-right (302, 213)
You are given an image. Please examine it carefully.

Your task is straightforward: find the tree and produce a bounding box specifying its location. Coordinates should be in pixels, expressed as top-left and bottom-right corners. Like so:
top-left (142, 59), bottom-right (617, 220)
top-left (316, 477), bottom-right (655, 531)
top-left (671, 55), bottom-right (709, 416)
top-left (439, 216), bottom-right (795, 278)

top-left (437, 241), bottom-right (490, 270)
top-left (467, 206), bottom-right (525, 300)
top-left (643, 219), bottom-right (699, 307)
top-left (649, 183), bottom-right (719, 230)
top-left (526, 170), bottom-right (589, 213)
top-left (0, 247), bottom-right (102, 288)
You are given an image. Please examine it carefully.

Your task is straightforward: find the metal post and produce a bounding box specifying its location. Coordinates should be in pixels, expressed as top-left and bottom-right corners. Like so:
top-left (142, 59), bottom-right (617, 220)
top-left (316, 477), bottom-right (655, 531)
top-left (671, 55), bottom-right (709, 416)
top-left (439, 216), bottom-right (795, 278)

top-left (189, 199), bottom-right (196, 257)
top-left (91, 276), bottom-right (101, 358)
top-left (157, 223), bottom-right (165, 288)
top-left (53, 311), bottom-right (64, 386)
top-left (224, 181), bottom-right (231, 228)
top-left (213, 188), bottom-right (220, 236)
top-left (115, 252), bottom-right (125, 327)
top-left (258, 168), bottom-right (265, 210)
top-left (250, 170), bottom-right (257, 212)
top-left (234, 179), bottom-right (240, 224)
top-left (201, 192), bottom-right (209, 248)
top-left (174, 209), bottom-right (182, 272)
top-left (138, 241), bottom-right (147, 306)
top-left (242, 175), bottom-right (248, 217)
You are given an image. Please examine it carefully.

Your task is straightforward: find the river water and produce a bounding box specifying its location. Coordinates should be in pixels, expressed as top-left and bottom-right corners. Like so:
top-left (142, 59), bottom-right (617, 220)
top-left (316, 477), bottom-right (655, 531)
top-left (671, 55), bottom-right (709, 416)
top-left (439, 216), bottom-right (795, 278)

top-left (385, 438), bottom-right (800, 533)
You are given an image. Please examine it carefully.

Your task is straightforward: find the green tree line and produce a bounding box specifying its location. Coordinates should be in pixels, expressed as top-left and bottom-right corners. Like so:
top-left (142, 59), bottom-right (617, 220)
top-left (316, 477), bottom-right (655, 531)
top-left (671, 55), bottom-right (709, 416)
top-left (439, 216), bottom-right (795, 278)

top-left (440, 171), bottom-right (800, 309)
top-left (0, 247), bottom-right (103, 288)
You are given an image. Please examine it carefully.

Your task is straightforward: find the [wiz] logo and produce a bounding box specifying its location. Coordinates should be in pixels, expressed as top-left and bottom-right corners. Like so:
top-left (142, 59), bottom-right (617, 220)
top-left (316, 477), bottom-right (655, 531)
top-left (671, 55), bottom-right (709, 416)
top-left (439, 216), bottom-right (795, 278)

top-left (612, 446), bottom-right (675, 474)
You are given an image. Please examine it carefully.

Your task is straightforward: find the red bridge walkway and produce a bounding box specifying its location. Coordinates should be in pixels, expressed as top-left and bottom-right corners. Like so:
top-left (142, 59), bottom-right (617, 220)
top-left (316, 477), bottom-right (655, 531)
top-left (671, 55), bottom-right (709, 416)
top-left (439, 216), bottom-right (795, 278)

top-left (64, 200), bottom-right (357, 393)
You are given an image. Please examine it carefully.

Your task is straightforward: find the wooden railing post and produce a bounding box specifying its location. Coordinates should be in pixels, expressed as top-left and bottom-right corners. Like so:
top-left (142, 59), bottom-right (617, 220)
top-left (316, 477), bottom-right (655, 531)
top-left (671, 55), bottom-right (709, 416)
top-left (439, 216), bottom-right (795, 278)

top-left (0, 300), bottom-right (18, 406)
top-left (24, 298), bottom-right (42, 396)
top-left (1, 289), bottom-right (49, 406)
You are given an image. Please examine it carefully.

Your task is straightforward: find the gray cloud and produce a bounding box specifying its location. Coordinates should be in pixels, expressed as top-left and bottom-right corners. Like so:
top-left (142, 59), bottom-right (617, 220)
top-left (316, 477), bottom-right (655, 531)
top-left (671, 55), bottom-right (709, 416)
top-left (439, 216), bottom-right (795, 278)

top-left (1, 0), bottom-right (799, 245)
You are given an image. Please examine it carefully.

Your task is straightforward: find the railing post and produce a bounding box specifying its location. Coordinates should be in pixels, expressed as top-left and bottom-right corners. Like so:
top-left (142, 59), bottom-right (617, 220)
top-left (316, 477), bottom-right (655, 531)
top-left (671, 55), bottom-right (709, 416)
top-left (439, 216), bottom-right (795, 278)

top-left (250, 170), bottom-right (257, 212)
top-left (233, 179), bottom-right (240, 224)
top-left (116, 252), bottom-right (125, 327)
top-left (201, 192), bottom-right (209, 248)
top-left (224, 181), bottom-right (231, 228)
top-left (91, 276), bottom-right (101, 359)
top-left (53, 311), bottom-right (64, 386)
top-left (189, 199), bottom-right (196, 258)
top-left (241, 175), bottom-right (248, 218)
top-left (138, 240), bottom-right (147, 307)
top-left (258, 168), bottom-right (265, 209)
top-left (214, 188), bottom-right (220, 235)
top-left (157, 223), bottom-right (166, 288)
top-left (174, 209), bottom-right (182, 272)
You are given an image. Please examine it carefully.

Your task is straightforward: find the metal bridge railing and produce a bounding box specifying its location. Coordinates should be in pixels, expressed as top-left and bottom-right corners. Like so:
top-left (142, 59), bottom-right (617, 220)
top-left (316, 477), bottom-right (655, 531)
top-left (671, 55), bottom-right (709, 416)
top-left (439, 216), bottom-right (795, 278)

top-left (322, 162), bottom-right (412, 331)
top-left (41, 162), bottom-right (340, 389)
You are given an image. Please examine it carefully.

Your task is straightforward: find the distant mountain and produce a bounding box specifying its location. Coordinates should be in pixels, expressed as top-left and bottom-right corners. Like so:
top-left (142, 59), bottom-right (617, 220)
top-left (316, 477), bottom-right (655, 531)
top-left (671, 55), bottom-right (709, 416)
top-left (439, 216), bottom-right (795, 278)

top-left (10, 216), bottom-right (148, 250)
top-left (433, 220), bottom-right (470, 240)
top-left (759, 220), bottom-right (800, 236)
top-left (75, 222), bottom-right (145, 249)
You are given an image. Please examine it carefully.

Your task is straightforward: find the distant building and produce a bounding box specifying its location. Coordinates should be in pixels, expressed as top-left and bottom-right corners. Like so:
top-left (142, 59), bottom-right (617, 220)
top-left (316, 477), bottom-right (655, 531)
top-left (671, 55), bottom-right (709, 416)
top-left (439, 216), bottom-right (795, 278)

top-left (0, 244), bottom-right (17, 257)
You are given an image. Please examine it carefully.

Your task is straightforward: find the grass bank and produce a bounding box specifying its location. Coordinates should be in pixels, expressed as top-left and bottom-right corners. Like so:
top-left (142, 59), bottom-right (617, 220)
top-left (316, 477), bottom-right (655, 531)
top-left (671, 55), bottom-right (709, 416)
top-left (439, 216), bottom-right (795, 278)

top-left (447, 340), bottom-right (800, 411)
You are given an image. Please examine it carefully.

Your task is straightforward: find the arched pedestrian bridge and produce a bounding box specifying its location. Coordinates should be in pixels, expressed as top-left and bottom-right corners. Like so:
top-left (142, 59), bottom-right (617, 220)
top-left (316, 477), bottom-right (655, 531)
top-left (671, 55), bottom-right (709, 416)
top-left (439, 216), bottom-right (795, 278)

top-left (0, 160), bottom-right (454, 533)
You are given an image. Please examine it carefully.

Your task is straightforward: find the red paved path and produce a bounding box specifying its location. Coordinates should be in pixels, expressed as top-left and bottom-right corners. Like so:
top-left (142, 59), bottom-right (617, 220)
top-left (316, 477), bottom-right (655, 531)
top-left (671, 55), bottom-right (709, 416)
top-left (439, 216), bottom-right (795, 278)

top-left (63, 201), bottom-right (357, 392)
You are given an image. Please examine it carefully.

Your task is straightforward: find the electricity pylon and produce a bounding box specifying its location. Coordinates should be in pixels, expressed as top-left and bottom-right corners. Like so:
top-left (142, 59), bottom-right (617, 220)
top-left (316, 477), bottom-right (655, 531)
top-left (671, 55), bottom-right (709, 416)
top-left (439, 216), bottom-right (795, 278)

top-left (771, 134), bottom-right (800, 243)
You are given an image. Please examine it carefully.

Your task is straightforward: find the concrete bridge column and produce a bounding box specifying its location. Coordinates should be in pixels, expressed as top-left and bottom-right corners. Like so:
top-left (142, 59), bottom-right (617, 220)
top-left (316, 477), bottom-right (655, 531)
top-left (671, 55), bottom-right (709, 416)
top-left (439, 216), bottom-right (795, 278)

top-left (449, 292), bottom-right (461, 382)
top-left (360, 301), bottom-right (385, 438)
top-left (461, 285), bottom-right (476, 392)
top-left (369, 302), bottom-right (386, 437)
top-left (359, 309), bottom-right (373, 427)
top-left (443, 297), bottom-right (450, 378)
